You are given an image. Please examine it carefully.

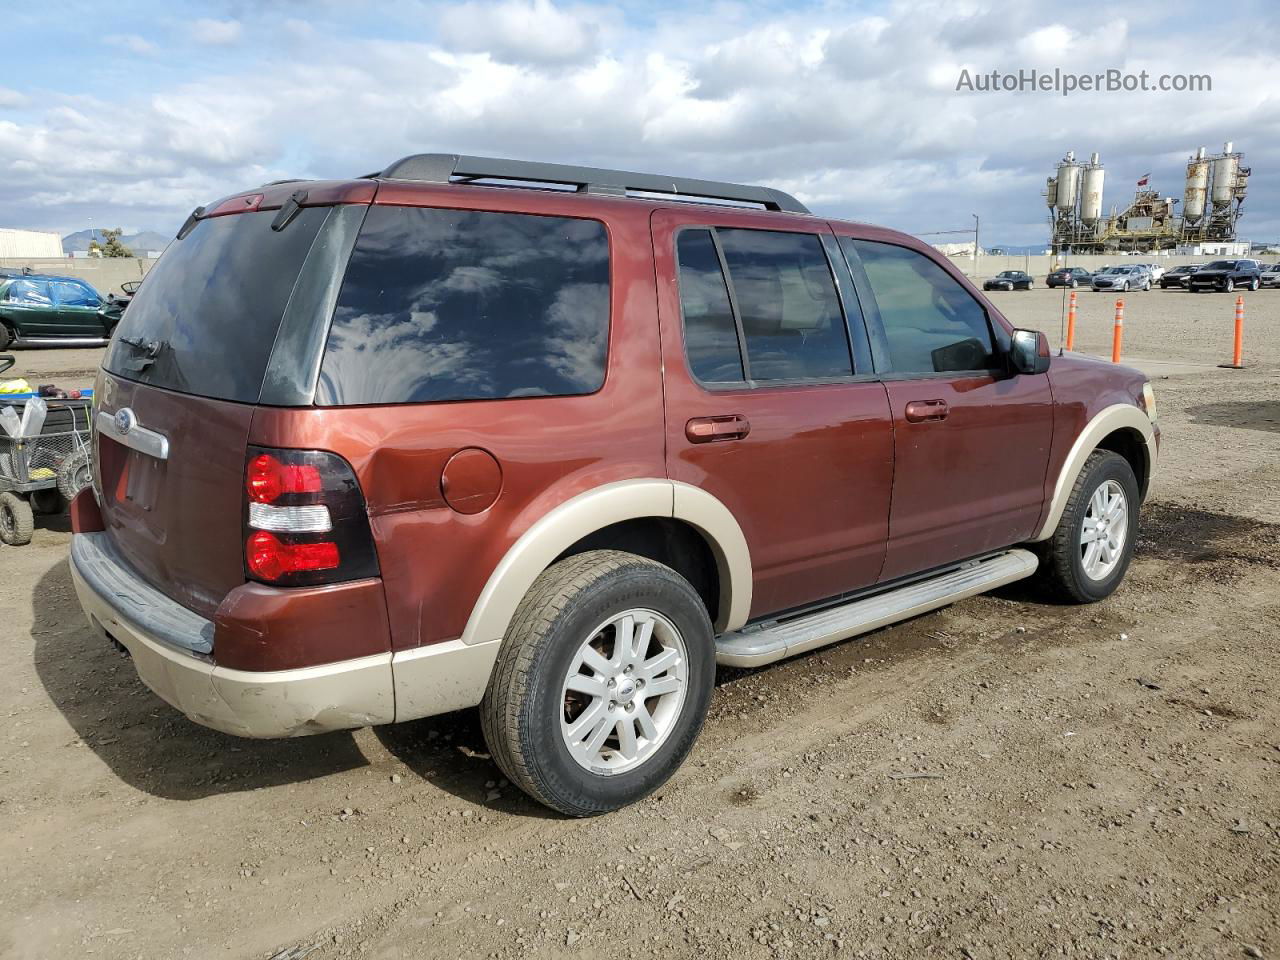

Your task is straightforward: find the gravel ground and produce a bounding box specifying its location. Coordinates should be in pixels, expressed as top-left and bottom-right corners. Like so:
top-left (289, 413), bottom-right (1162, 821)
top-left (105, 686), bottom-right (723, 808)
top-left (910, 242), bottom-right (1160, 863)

top-left (1, 292), bottom-right (1277, 960)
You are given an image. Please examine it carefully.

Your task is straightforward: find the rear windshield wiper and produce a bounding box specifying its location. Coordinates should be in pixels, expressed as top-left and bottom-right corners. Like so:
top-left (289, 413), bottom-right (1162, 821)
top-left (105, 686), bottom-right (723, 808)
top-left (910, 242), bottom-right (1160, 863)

top-left (116, 335), bottom-right (165, 371)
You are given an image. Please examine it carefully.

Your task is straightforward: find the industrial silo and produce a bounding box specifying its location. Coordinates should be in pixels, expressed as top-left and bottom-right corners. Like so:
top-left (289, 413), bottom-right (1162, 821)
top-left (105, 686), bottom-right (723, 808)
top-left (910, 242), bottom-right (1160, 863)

top-left (1056, 153), bottom-right (1080, 212)
top-left (1211, 142), bottom-right (1238, 206)
top-left (1046, 177), bottom-right (1058, 208)
top-left (1184, 147), bottom-right (1209, 222)
top-left (1081, 153), bottom-right (1105, 225)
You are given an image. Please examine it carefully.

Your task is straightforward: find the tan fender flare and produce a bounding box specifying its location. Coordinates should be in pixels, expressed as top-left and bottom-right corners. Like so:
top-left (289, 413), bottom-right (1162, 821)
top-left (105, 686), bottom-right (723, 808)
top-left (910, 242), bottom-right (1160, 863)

top-left (1031, 403), bottom-right (1156, 542)
top-left (393, 479), bottom-right (753, 722)
top-left (461, 478), bottom-right (752, 647)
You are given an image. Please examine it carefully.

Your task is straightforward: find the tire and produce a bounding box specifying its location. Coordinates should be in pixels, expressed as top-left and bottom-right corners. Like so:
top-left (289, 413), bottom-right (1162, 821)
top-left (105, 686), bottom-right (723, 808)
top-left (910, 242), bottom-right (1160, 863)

top-left (481, 549), bottom-right (715, 817)
top-left (1143, 281), bottom-right (1151, 291)
top-left (1037, 450), bottom-right (1140, 604)
top-left (1120, 282), bottom-right (1129, 292)
top-left (1070, 280), bottom-right (1078, 288)
top-left (0, 324), bottom-right (13, 351)
top-left (1225, 279), bottom-right (1234, 293)
top-left (29, 489), bottom-right (63, 516)
top-left (1249, 278), bottom-right (1259, 291)
top-left (56, 448), bottom-right (91, 502)
top-left (0, 492), bottom-right (34, 546)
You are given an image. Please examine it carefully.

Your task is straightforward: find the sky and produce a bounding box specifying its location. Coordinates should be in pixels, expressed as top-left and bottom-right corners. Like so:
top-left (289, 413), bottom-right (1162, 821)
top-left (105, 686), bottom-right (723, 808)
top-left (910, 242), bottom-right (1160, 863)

top-left (1, 0), bottom-right (1276, 246)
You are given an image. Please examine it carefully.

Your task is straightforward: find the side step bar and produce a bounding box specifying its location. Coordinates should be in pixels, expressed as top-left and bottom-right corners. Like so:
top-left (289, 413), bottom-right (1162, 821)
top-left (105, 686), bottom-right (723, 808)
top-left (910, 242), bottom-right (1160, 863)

top-left (715, 549), bottom-right (1039, 668)
top-left (14, 336), bottom-right (110, 348)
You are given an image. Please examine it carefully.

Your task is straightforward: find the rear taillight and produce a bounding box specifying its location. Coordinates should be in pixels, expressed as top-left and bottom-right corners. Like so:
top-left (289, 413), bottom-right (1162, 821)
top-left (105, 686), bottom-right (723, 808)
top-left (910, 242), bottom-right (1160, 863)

top-left (242, 446), bottom-right (379, 587)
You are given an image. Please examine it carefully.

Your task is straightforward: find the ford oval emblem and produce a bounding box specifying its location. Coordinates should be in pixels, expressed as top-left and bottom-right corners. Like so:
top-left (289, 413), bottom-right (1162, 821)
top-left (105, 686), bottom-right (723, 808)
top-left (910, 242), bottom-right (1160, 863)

top-left (114, 408), bottom-right (136, 435)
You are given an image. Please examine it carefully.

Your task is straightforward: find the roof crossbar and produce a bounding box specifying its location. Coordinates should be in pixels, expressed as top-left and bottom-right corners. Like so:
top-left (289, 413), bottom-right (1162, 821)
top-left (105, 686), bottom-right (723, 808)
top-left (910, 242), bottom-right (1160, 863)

top-left (375, 153), bottom-right (810, 214)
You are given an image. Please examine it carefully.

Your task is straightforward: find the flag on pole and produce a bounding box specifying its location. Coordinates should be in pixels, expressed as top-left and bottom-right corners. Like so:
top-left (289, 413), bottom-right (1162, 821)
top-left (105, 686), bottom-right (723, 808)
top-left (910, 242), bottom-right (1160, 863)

top-left (1137, 173), bottom-right (1150, 187)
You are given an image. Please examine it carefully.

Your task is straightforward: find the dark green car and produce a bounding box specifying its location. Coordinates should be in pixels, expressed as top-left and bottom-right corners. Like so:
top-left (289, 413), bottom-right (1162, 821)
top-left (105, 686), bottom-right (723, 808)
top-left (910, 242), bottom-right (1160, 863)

top-left (0, 274), bottom-right (115, 349)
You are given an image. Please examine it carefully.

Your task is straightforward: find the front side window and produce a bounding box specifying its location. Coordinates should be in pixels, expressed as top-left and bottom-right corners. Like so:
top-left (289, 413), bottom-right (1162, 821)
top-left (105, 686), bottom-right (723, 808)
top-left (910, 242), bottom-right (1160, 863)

top-left (317, 206), bottom-right (609, 405)
top-left (845, 239), bottom-right (995, 375)
top-left (5, 279), bottom-right (52, 306)
top-left (51, 280), bottom-right (100, 307)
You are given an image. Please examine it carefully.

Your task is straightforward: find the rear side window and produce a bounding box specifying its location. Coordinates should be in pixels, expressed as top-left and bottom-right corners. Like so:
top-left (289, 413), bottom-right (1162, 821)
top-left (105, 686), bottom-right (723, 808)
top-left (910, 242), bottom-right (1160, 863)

top-left (103, 208), bottom-right (329, 402)
top-left (5, 279), bottom-right (52, 305)
top-left (316, 206), bottom-right (610, 405)
top-left (675, 230), bottom-right (743, 383)
top-left (675, 228), bottom-right (853, 384)
top-left (845, 239), bottom-right (994, 375)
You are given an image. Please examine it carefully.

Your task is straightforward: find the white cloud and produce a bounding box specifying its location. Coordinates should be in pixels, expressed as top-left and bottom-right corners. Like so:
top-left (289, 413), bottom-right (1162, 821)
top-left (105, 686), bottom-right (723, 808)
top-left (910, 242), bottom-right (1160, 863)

top-left (190, 18), bottom-right (243, 46)
top-left (437, 0), bottom-right (603, 66)
top-left (0, 0), bottom-right (1276, 244)
top-left (106, 34), bottom-right (158, 56)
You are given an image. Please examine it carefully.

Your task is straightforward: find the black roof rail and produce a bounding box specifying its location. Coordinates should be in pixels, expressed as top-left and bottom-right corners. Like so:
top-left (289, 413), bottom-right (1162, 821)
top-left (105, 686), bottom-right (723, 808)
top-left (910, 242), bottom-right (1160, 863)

top-left (374, 153), bottom-right (810, 214)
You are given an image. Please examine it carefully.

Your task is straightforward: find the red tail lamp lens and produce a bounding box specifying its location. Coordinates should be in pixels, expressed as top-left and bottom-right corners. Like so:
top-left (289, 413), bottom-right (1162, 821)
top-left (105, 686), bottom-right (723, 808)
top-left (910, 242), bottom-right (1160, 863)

top-left (246, 530), bottom-right (340, 581)
top-left (247, 453), bottom-right (323, 503)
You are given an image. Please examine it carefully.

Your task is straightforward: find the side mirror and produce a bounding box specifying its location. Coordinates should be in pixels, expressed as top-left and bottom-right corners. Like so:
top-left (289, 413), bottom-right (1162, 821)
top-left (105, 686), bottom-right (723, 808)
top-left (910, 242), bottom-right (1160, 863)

top-left (1010, 328), bottom-right (1051, 375)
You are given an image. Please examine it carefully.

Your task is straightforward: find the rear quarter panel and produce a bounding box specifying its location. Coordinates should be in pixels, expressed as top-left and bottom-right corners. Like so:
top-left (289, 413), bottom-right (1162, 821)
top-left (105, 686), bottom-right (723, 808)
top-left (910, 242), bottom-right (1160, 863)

top-left (249, 187), bottom-right (666, 653)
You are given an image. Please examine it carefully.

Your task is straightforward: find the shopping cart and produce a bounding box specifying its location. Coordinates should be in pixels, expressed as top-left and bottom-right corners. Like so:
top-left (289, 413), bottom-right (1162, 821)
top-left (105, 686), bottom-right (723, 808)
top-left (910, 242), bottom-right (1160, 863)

top-left (0, 356), bottom-right (94, 546)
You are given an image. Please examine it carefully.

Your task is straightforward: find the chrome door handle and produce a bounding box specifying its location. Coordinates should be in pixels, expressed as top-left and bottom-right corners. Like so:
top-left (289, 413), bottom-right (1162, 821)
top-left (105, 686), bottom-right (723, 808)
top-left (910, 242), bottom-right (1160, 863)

top-left (686, 415), bottom-right (751, 443)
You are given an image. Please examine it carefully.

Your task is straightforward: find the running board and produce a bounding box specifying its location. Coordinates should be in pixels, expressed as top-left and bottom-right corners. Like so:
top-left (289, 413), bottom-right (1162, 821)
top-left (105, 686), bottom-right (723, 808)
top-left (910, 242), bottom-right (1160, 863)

top-left (14, 336), bottom-right (110, 348)
top-left (715, 549), bottom-right (1039, 668)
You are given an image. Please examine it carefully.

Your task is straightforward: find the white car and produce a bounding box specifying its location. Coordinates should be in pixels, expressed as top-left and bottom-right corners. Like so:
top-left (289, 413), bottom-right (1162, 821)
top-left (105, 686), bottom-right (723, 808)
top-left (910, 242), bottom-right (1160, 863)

top-left (1260, 264), bottom-right (1280, 288)
top-left (1142, 263), bottom-right (1166, 282)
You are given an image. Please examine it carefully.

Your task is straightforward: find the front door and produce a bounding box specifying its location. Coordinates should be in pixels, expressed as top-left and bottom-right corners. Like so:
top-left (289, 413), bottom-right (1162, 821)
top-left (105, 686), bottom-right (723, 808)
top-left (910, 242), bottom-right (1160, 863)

top-left (838, 234), bottom-right (1054, 583)
top-left (50, 279), bottom-right (106, 336)
top-left (2, 278), bottom-right (59, 338)
top-left (653, 209), bottom-right (895, 621)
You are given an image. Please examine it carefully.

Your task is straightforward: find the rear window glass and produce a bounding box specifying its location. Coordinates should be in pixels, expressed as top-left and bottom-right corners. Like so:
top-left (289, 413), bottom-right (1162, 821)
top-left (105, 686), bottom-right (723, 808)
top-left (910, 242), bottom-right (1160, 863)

top-left (103, 208), bottom-right (328, 402)
top-left (316, 206), bottom-right (610, 406)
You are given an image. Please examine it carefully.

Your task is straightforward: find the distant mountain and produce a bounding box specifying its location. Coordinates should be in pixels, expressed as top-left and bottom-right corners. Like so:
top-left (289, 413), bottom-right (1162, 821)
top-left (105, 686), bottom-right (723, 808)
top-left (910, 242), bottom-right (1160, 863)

top-left (61, 229), bottom-right (171, 255)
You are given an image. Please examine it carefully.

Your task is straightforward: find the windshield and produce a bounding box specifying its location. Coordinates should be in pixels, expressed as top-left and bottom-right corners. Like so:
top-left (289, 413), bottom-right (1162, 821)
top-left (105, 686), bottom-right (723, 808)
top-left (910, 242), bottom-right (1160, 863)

top-left (998, 272), bottom-right (1017, 278)
top-left (1204, 261), bottom-right (1235, 270)
top-left (103, 208), bottom-right (329, 402)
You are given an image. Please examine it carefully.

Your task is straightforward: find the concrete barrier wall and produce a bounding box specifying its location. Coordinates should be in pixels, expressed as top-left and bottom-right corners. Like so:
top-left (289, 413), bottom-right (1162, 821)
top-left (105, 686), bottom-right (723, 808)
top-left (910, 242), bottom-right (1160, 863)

top-left (0, 257), bottom-right (154, 295)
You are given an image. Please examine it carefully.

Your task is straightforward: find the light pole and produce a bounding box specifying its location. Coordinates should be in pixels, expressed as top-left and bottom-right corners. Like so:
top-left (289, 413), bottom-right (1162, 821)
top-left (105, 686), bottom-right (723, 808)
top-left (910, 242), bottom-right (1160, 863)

top-left (972, 214), bottom-right (980, 269)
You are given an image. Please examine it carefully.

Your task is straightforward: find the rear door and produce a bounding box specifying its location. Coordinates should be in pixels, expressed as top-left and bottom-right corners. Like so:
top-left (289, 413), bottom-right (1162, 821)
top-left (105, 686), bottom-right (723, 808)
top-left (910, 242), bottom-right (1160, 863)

top-left (49, 279), bottom-right (105, 335)
top-left (2, 278), bottom-right (59, 338)
top-left (95, 206), bottom-right (335, 618)
top-left (837, 233), bottom-right (1053, 583)
top-left (653, 208), bottom-right (894, 620)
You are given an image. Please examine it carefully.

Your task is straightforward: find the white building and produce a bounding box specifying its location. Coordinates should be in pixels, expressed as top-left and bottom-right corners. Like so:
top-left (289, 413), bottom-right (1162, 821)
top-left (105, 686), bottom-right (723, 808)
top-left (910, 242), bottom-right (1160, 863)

top-left (1175, 241), bottom-right (1250, 257)
top-left (0, 228), bottom-right (63, 259)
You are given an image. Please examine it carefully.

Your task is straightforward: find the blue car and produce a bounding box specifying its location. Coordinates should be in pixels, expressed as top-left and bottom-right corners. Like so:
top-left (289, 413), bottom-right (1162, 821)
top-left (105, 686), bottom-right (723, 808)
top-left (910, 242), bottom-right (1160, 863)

top-left (0, 274), bottom-right (114, 349)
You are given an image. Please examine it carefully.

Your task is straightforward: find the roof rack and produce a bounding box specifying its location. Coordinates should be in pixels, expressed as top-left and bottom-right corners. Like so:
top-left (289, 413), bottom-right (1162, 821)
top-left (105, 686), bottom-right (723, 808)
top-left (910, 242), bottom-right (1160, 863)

top-left (373, 153), bottom-right (810, 215)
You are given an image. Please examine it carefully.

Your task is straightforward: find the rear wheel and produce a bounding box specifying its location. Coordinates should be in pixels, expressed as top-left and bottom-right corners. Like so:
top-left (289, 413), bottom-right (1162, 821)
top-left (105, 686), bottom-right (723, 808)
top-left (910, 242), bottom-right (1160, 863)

top-left (481, 549), bottom-right (715, 816)
top-left (0, 492), bottom-right (34, 546)
top-left (1037, 450), bottom-right (1140, 603)
top-left (56, 448), bottom-right (91, 502)
top-left (1249, 277), bottom-right (1260, 291)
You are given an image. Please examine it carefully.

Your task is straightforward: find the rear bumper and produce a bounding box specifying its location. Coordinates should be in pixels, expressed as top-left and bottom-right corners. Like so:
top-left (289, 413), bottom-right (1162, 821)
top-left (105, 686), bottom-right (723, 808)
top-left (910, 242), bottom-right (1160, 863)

top-left (70, 531), bottom-right (396, 737)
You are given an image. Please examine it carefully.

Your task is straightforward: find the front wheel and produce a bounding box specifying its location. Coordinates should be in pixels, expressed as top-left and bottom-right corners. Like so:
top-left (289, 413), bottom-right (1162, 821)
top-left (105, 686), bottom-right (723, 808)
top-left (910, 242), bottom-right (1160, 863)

top-left (481, 549), bottom-right (715, 817)
top-left (1037, 450), bottom-right (1140, 603)
top-left (1120, 282), bottom-right (1129, 292)
top-left (1225, 279), bottom-right (1235, 292)
top-left (1249, 278), bottom-right (1260, 291)
top-left (0, 324), bottom-right (13, 351)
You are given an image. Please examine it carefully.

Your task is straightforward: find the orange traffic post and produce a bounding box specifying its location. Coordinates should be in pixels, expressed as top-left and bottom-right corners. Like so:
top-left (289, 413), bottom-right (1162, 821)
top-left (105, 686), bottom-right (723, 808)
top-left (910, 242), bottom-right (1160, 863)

top-left (1065, 290), bottom-right (1078, 351)
top-left (1111, 298), bottom-right (1124, 363)
top-left (1220, 295), bottom-right (1245, 369)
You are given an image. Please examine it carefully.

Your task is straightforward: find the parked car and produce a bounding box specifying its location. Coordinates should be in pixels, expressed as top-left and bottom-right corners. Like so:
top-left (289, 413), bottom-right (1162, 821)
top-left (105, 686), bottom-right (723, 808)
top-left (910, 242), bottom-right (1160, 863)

top-left (1159, 264), bottom-right (1204, 289)
top-left (0, 274), bottom-right (113, 349)
top-left (97, 279), bottom-right (142, 328)
top-left (1091, 265), bottom-right (1151, 292)
top-left (1047, 267), bottom-right (1093, 288)
top-left (1139, 263), bottom-right (1166, 282)
top-left (1258, 263), bottom-right (1280, 288)
top-left (1187, 259), bottom-right (1263, 292)
top-left (983, 270), bottom-right (1034, 291)
top-left (69, 153), bottom-right (1159, 816)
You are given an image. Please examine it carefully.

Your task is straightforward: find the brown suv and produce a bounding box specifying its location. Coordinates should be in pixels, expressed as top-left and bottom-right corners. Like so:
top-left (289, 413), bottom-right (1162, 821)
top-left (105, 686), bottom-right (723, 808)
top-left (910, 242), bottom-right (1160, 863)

top-left (70, 154), bottom-right (1159, 816)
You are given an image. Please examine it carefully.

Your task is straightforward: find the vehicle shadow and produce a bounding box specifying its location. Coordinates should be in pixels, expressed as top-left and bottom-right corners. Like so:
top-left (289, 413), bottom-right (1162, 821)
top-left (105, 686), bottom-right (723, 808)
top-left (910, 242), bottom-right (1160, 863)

top-left (31, 557), bottom-right (372, 801)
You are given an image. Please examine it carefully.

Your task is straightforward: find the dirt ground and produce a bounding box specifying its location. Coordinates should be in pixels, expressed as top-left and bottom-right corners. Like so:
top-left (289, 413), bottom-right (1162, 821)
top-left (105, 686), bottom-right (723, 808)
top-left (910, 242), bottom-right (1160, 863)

top-left (1, 287), bottom-right (1277, 960)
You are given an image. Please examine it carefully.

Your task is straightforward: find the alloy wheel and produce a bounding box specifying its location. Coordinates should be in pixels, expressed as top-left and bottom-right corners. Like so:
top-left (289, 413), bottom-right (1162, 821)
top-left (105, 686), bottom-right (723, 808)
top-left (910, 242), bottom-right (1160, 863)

top-left (1080, 479), bottom-right (1128, 581)
top-left (560, 608), bottom-right (688, 775)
